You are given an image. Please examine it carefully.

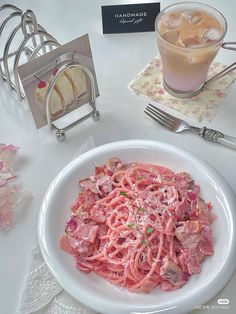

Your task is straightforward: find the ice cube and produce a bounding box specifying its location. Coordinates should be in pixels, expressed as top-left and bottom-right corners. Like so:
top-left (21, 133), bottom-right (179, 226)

top-left (191, 14), bottom-right (202, 24)
top-left (162, 30), bottom-right (179, 44)
top-left (181, 36), bottom-right (202, 48)
top-left (201, 28), bottom-right (222, 42)
top-left (181, 10), bottom-right (202, 24)
top-left (162, 13), bottom-right (183, 29)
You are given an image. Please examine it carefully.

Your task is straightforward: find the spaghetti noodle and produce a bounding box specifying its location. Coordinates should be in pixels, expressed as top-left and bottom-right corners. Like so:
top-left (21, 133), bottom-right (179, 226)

top-left (60, 158), bottom-right (215, 292)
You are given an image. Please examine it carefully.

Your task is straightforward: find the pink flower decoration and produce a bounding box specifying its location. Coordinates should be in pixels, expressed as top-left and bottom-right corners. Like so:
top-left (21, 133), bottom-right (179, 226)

top-left (143, 70), bottom-right (151, 77)
top-left (0, 144), bottom-right (29, 231)
top-left (158, 88), bottom-right (165, 95)
top-left (0, 144), bottom-right (18, 171)
top-left (154, 59), bottom-right (161, 66)
top-left (0, 144), bottom-right (18, 151)
top-left (141, 82), bottom-right (150, 89)
top-left (215, 90), bottom-right (225, 98)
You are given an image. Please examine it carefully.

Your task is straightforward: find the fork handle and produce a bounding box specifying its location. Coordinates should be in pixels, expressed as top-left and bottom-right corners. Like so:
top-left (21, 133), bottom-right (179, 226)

top-left (199, 127), bottom-right (236, 150)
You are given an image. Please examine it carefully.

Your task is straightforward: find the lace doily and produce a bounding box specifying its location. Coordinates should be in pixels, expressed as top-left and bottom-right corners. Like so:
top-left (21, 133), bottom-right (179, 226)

top-left (18, 136), bottom-right (98, 314)
top-left (18, 246), bottom-right (97, 314)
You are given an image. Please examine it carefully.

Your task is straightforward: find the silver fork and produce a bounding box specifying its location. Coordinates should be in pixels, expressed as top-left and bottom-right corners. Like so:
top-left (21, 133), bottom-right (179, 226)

top-left (145, 104), bottom-right (236, 150)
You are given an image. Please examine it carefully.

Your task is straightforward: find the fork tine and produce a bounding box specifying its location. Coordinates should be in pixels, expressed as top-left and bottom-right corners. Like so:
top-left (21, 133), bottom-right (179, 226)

top-left (146, 107), bottom-right (174, 127)
top-left (144, 109), bottom-right (173, 130)
top-left (145, 107), bottom-right (174, 128)
top-left (147, 104), bottom-right (181, 123)
top-left (147, 105), bottom-right (174, 124)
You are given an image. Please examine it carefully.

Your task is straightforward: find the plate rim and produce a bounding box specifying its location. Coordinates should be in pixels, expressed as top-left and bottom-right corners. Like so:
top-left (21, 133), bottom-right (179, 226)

top-left (38, 139), bottom-right (236, 314)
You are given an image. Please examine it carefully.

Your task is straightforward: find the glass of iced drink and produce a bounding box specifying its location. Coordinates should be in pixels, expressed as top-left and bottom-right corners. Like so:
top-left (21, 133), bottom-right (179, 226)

top-left (155, 2), bottom-right (228, 98)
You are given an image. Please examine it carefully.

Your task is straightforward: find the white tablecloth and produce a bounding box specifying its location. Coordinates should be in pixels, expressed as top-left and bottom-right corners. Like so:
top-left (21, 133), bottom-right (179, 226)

top-left (0, 0), bottom-right (236, 313)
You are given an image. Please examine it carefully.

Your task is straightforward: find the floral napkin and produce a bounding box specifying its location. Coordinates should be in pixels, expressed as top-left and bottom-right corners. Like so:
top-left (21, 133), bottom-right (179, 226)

top-left (129, 57), bottom-right (236, 122)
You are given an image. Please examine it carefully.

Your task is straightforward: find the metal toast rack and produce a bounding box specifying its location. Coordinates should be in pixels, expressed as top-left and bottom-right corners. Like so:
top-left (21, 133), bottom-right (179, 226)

top-left (0, 4), bottom-right (100, 141)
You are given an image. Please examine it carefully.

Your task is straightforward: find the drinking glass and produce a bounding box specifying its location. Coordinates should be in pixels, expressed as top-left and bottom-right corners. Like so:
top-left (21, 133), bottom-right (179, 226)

top-left (155, 2), bottom-right (235, 98)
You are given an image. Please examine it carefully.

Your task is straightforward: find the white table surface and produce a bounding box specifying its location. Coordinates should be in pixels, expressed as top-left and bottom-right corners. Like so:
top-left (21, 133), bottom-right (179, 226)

top-left (0, 0), bottom-right (236, 313)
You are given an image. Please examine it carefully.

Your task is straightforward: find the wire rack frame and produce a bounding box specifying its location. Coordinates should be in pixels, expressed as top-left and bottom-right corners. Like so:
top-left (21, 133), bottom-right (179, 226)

top-left (0, 4), bottom-right (100, 141)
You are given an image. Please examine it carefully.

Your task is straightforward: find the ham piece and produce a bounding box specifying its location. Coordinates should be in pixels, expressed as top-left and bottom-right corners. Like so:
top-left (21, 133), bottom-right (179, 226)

top-left (160, 258), bottom-right (185, 287)
top-left (60, 159), bottom-right (216, 293)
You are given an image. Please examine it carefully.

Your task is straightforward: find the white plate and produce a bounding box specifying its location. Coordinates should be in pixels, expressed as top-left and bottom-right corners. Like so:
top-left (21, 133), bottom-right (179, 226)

top-left (38, 140), bottom-right (236, 314)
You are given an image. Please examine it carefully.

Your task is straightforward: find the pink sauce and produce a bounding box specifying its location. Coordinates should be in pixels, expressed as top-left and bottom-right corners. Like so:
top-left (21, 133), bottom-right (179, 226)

top-left (60, 158), bottom-right (216, 292)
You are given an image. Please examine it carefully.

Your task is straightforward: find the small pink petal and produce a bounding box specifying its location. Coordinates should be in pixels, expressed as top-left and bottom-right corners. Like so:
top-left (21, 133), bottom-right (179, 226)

top-left (0, 151), bottom-right (15, 166)
top-left (0, 144), bottom-right (7, 150)
top-left (0, 143), bottom-right (28, 231)
top-left (6, 145), bottom-right (18, 152)
top-left (0, 144), bottom-right (18, 151)
top-left (0, 177), bottom-right (7, 187)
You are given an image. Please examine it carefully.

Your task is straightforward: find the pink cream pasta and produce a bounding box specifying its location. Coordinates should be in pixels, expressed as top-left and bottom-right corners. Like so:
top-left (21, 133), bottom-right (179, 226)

top-left (60, 158), bottom-right (216, 292)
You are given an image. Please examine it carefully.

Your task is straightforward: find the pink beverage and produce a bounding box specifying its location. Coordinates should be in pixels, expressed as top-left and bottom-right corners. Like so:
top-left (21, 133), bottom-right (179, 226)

top-left (155, 2), bottom-right (227, 97)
